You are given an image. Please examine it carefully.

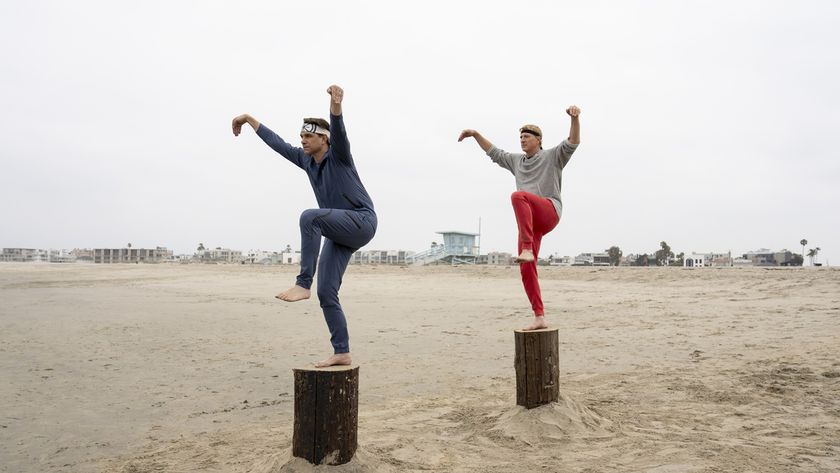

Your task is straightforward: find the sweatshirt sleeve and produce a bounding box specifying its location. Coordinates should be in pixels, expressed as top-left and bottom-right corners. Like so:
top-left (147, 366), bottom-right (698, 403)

top-left (329, 113), bottom-right (353, 166)
top-left (551, 140), bottom-right (578, 169)
top-left (486, 146), bottom-right (518, 175)
top-left (256, 123), bottom-right (307, 170)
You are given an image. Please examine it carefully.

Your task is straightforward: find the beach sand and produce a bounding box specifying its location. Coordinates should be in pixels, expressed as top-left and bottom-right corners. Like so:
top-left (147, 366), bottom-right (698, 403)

top-left (1, 263), bottom-right (839, 472)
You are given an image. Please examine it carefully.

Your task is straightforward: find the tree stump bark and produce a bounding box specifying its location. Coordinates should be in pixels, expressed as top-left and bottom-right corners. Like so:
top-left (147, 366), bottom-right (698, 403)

top-left (514, 328), bottom-right (559, 408)
top-left (292, 365), bottom-right (359, 465)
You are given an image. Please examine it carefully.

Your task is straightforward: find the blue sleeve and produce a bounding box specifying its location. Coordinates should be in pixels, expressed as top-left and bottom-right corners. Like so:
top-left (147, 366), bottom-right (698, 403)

top-left (256, 123), bottom-right (307, 169)
top-left (329, 114), bottom-right (353, 165)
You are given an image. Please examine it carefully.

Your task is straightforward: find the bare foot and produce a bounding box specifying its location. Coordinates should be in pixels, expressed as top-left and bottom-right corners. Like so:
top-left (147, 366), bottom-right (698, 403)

top-left (275, 285), bottom-right (310, 302)
top-left (314, 353), bottom-right (352, 368)
top-left (515, 249), bottom-right (535, 263)
top-left (522, 316), bottom-right (548, 331)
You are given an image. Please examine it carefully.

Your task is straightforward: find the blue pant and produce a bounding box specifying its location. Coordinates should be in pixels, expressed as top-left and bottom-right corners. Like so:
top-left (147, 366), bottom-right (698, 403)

top-left (296, 208), bottom-right (377, 354)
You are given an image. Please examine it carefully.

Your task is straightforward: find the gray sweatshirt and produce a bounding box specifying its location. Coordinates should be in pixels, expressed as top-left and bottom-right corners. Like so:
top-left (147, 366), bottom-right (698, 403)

top-left (487, 140), bottom-right (578, 218)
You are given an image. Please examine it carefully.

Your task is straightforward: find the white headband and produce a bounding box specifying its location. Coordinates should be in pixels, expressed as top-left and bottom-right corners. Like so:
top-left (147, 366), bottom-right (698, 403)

top-left (301, 122), bottom-right (330, 139)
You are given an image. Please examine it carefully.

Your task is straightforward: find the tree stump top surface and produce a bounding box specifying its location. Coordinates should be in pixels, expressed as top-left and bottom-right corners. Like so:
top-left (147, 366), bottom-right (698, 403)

top-left (293, 365), bottom-right (359, 373)
top-left (513, 327), bottom-right (559, 334)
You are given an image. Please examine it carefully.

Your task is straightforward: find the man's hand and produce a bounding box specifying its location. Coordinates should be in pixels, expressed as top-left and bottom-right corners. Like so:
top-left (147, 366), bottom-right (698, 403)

top-left (458, 129), bottom-right (478, 142)
top-left (232, 114), bottom-right (259, 136)
top-left (327, 85), bottom-right (344, 104)
top-left (458, 129), bottom-right (493, 151)
top-left (327, 85), bottom-right (344, 115)
top-left (232, 114), bottom-right (248, 136)
top-left (566, 106), bottom-right (581, 144)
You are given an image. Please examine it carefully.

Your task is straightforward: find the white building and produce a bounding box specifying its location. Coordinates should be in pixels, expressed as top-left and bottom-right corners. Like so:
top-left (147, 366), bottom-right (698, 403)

top-left (684, 252), bottom-right (734, 268)
top-left (549, 254), bottom-right (573, 266)
top-left (573, 252), bottom-right (610, 266)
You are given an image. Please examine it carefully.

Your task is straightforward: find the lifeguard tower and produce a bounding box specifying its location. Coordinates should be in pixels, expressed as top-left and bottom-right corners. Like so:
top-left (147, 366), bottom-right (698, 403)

top-left (408, 231), bottom-right (480, 265)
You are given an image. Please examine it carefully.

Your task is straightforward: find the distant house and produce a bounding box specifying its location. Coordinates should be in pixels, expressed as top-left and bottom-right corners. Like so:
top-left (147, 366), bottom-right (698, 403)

top-left (684, 252), bottom-right (732, 268)
top-left (573, 252), bottom-right (610, 266)
top-left (484, 251), bottom-right (513, 265)
top-left (548, 254), bottom-right (572, 266)
top-left (742, 249), bottom-right (794, 267)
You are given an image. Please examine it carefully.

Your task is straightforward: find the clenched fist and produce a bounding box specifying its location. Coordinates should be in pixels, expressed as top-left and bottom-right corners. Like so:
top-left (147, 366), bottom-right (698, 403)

top-left (327, 85), bottom-right (344, 104)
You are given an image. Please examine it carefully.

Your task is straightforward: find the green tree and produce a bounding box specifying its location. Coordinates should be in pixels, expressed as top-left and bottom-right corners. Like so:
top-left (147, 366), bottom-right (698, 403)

top-left (197, 243), bottom-right (205, 251)
top-left (607, 246), bottom-right (623, 266)
top-left (674, 252), bottom-right (685, 266)
top-left (635, 253), bottom-right (650, 266)
top-left (655, 241), bottom-right (674, 266)
top-left (790, 254), bottom-right (804, 266)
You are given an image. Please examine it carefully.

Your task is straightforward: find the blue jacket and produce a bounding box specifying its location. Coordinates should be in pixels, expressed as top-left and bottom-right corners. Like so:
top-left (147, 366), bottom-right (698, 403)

top-left (256, 114), bottom-right (375, 213)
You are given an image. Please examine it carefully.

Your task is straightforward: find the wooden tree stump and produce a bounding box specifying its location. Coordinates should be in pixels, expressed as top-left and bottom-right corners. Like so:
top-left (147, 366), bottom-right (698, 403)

top-left (514, 328), bottom-right (559, 408)
top-left (292, 365), bottom-right (359, 465)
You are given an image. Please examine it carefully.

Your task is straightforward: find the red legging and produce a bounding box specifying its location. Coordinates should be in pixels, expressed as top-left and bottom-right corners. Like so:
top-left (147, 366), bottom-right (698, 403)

top-left (511, 191), bottom-right (559, 316)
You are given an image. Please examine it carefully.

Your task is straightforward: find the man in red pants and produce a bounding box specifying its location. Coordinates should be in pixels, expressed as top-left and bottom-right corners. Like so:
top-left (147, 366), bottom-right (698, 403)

top-left (458, 106), bottom-right (581, 330)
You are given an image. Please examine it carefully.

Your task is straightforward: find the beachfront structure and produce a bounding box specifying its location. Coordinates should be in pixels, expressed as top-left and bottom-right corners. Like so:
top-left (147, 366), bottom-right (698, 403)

top-left (1, 248), bottom-right (48, 262)
top-left (573, 252), bottom-right (610, 266)
top-left (742, 249), bottom-right (795, 266)
top-left (485, 251), bottom-right (513, 265)
top-left (279, 250), bottom-right (301, 265)
top-left (94, 247), bottom-right (173, 264)
top-left (195, 247), bottom-right (242, 264)
top-left (684, 252), bottom-right (733, 268)
top-left (549, 254), bottom-right (573, 266)
top-left (351, 250), bottom-right (415, 265)
top-left (408, 231), bottom-right (480, 265)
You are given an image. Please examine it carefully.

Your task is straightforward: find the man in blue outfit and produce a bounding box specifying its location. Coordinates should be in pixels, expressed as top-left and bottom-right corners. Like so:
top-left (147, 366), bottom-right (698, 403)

top-left (232, 85), bottom-right (376, 367)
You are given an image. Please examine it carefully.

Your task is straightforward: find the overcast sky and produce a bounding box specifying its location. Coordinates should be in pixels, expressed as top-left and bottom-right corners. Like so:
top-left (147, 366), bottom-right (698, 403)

top-left (2, 1), bottom-right (838, 264)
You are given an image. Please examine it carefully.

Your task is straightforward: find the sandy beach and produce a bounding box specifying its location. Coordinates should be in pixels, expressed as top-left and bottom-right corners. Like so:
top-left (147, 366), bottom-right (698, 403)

top-left (1, 263), bottom-right (839, 472)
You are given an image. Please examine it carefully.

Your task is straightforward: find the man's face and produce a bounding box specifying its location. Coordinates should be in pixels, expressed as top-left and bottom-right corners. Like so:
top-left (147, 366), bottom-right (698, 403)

top-left (300, 132), bottom-right (328, 155)
top-left (520, 132), bottom-right (541, 155)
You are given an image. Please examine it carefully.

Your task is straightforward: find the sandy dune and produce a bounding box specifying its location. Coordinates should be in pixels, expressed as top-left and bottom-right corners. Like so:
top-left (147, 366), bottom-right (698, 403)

top-left (1, 263), bottom-right (839, 472)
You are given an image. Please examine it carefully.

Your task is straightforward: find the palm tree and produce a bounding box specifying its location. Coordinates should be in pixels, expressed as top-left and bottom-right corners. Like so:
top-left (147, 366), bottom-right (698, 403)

top-left (197, 243), bottom-right (205, 251)
top-left (807, 248), bottom-right (817, 266)
top-left (800, 239), bottom-right (808, 266)
top-left (814, 247), bottom-right (821, 265)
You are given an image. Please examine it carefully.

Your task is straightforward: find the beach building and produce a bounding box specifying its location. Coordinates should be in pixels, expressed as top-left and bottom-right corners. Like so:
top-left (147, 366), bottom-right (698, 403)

top-left (351, 250), bottom-right (415, 265)
top-left (195, 247), bottom-right (242, 264)
top-left (280, 249), bottom-right (301, 265)
top-left (94, 247), bottom-right (173, 264)
top-left (408, 231), bottom-right (480, 265)
top-left (477, 251), bottom-right (513, 265)
top-left (48, 249), bottom-right (76, 263)
top-left (742, 249), bottom-right (795, 267)
top-left (573, 252), bottom-right (610, 266)
top-left (684, 252), bottom-right (733, 267)
top-left (1, 248), bottom-right (47, 262)
top-left (549, 254), bottom-right (573, 266)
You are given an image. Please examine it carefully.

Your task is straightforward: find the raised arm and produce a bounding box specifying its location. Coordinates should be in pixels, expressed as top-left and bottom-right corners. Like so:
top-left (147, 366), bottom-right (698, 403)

top-left (232, 113), bottom-right (306, 169)
top-left (232, 113), bottom-right (260, 136)
top-left (326, 85), bottom-right (352, 165)
top-left (566, 106), bottom-right (581, 144)
top-left (457, 129), bottom-right (494, 152)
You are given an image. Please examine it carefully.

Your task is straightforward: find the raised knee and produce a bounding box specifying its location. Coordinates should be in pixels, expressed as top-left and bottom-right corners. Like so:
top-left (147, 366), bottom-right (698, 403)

top-left (511, 191), bottom-right (528, 202)
top-left (299, 209), bottom-right (320, 226)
